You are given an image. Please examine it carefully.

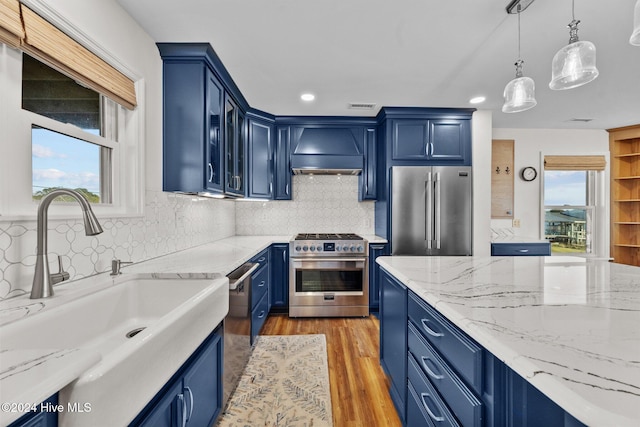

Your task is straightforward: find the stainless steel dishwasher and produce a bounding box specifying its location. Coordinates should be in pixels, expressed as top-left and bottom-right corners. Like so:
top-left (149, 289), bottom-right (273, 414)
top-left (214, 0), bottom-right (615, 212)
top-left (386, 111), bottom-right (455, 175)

top-left (223, 262), bottom-right (258, 410)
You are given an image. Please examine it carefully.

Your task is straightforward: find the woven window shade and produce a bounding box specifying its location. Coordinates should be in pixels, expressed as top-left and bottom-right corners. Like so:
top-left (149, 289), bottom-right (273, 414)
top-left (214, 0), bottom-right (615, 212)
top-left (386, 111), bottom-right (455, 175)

top-left (0, 0), bottom-right (22, 48)
top-left (544, 155), bottom-right (606, 171)
top-left (20, 5), bottom-right (137, 109)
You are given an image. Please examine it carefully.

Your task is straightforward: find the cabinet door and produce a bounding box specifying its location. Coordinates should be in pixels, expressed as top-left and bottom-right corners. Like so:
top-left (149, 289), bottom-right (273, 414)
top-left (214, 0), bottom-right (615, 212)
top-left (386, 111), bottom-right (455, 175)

top-left (162, 61), bottom-right (208, 194)
top-left (391, 120), bottom-right (429, 160)
top-left (359, 127), bottom-right (377, 201)
top-left (368, 243), bottom-right (389, 312)
top-left (135, 381), bottom-right (183, 427)
top-left (380, 268), bottom-right (408, 421)
top-left (248, 118), bottom-right (274, 198)
top-left (429, 120), bottom-right (467, 163)
top-left (270, 243), bottom-right (289, 309)
top-left (274, 127), bottom-right (292, 200)
top-left (8, 395), bottom-right (58, 427)
top-left (183, 330), bottom-right (223, 427)
top-left (205, 70), bottom-right (224, 193)
top-left (224, 96), bottom-right (245, 196)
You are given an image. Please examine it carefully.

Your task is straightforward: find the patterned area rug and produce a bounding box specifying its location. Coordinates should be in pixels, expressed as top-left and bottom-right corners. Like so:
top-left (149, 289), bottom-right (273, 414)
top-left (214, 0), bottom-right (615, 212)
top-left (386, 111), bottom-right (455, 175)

top-left (216, 334), bottom-right (333, 427)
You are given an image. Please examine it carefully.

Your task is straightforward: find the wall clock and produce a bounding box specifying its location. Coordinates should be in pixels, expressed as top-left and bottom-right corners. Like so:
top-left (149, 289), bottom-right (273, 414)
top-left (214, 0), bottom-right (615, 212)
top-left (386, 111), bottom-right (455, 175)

top-left (520, 166), bottom-right (537, 182)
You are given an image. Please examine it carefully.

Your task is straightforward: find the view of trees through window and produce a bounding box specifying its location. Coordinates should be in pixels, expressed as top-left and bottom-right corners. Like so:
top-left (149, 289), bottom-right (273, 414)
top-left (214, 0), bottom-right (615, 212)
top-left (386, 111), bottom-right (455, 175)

top-left (23, 54), bottom-right (110, 203)
top-left (544, 171), bottom-right (592, 254)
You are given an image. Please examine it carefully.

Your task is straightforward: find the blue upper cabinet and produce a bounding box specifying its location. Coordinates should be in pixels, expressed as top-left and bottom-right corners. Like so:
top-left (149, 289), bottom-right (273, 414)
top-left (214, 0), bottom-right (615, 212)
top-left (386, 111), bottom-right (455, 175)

top-left (224, 95), bottom-right (245, 196)
top-left (158, 43), bottom-right (250, 198)
top-left (381, 107), bottom-right (474, 166)
top-left (247, 111), bottom-right (275, 199)
top-left (160, 59), bottom-right (221, 194)
top-left (359, 127), bottom-right (377, 200)
top-left (274, 126), bottom-right (292, 200)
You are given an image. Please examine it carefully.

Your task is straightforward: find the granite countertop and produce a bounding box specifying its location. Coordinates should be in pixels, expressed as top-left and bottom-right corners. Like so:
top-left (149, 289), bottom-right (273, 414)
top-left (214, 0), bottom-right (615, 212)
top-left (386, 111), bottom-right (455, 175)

top-left (376, 255), bottom-right (640, 427)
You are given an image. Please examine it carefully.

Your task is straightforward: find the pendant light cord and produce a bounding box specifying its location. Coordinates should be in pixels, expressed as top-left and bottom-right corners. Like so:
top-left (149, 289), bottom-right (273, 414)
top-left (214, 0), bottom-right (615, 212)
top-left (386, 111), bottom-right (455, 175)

top-left (517, 4), bottom-right (522, 60)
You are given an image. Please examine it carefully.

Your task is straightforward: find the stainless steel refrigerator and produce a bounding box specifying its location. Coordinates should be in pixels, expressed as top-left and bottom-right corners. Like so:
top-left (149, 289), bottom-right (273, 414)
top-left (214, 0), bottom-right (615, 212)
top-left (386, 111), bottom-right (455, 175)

top-left (391, 166), bottom-right (472, 256)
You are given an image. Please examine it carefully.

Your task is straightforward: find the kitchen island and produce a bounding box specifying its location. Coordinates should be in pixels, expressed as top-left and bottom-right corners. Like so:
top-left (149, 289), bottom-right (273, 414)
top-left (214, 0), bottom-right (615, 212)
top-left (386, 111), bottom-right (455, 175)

top-left (376, 255), bottom-right (640, 426)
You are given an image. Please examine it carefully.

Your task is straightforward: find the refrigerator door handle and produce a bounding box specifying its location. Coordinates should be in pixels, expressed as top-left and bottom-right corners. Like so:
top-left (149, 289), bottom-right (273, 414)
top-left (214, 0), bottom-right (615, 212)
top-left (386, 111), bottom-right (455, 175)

top-left (425, 172), bottom-right (433, 249)
top-left (434, 172), bottom-right (441, 249)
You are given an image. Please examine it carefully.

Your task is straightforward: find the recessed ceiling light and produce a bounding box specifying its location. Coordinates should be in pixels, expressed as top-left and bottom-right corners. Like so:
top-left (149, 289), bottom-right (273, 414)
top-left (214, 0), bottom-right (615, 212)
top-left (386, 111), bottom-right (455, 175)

top-left (301, 93), bottom-right (315, 102)
top-left (469, 96), bottom-right (486, 104)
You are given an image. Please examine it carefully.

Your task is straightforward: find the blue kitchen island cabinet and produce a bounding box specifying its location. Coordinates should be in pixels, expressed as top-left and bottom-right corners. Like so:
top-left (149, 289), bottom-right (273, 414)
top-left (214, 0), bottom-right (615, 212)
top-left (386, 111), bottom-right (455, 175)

top-left (131, 325), bottom-right (223, 427)
top-left (270, 243), bottom-right (289, 311)
top-left (379, 268), bottom-right (407, 422)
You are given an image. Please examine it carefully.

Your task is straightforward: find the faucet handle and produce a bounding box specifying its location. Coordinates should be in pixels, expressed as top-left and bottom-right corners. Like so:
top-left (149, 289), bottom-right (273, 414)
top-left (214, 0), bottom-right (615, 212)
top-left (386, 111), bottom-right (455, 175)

top-left (50, 255), bottom-right (70, 285)
top-left (111, 259), bottom-right (133, 276)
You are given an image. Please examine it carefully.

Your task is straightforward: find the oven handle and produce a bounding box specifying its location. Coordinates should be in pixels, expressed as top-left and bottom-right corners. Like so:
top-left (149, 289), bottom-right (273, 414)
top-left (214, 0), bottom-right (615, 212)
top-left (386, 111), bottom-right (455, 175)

top-left (291, 257), bottom-right (367, 263)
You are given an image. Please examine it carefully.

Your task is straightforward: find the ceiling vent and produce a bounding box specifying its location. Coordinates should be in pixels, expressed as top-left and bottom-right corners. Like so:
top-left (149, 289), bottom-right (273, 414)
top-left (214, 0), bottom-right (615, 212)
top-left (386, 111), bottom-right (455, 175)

top-left (348, 102), bottom-right (377, 110)
top-left (567, 118), bottom-right (594, 123)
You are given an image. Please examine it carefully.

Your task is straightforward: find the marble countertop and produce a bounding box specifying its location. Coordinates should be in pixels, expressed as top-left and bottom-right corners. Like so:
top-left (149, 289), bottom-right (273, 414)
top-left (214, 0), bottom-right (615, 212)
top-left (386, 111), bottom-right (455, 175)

top-left (376, 256), bottom-right (640, 427)
top-left (0, 233), bottom-right (386, 424)
top-left (491, 235), bottom-right (550, 243)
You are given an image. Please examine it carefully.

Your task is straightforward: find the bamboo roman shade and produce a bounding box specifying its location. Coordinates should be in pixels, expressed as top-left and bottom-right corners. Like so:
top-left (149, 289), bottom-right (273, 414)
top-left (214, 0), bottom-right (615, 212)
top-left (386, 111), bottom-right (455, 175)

top-left (544, 155), bottom-right (606, 171)
top-left (0, 2), bottom-right (136, 109)
top-left (0, 0), bottom-right (22, 48)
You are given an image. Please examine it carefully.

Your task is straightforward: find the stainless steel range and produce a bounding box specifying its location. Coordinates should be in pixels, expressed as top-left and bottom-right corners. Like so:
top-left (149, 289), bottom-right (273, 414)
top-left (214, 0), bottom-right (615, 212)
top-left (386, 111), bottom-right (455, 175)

top-left (289, 233), bottom-right (369, 317)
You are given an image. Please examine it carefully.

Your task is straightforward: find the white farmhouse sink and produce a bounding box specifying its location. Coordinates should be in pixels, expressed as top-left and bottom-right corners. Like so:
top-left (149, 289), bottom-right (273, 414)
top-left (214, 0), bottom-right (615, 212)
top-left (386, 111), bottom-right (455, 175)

top-left (0, 274), bottom-right (229, 426)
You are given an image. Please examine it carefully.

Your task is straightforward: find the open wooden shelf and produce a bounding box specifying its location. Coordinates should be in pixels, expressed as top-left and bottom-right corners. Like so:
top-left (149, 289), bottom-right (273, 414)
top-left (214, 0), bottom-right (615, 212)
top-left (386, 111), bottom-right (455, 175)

top-left (609, 124), bottom-right (640, 266)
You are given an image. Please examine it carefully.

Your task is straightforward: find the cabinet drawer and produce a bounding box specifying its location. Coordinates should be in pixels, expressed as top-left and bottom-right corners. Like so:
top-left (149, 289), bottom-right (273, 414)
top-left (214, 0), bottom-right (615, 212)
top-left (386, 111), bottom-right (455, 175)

top-left (409, 323), bottom-right (482, 427)
top-left (251, 264), bottom-right (269, 309)
top-left (490, 242), bottom-right (551, 256)
top-left (250, 248), bottom-right (270, 269)
top-left (407, 356), bottom-right (460, 427)
top-left (408, 292), bottom-right (482, 393)
top-left (251, 291), bottom-right (269, 343)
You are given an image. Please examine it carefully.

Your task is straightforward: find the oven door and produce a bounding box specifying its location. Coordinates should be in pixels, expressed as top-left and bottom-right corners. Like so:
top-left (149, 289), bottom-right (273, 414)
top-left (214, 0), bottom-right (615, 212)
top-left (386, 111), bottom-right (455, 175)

top-left (289, 257), bottom-right (368, 307)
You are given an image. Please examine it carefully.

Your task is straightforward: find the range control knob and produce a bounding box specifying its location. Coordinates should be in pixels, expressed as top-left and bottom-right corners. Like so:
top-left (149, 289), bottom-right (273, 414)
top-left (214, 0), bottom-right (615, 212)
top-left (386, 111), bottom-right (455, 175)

top-left (357, 245), bottom-right (364, 252)
top-left (302, 245), bottom-right (308, 251)
top-left (336, 246), bottom-right (341, 251)
top-left (316, 245), bottom-right (323, 252)
top-left (310, 246), bottom-right (315, 251)
top-left (295, 245), bottom-right (301, 252)
top-left (342, 245), bottom-right (349, 252)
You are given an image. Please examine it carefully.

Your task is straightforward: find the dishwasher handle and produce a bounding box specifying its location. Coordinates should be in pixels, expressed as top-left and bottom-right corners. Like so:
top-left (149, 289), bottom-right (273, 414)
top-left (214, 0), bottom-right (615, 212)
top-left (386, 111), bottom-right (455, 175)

top-left (227, 262), bottom-right (259, 290)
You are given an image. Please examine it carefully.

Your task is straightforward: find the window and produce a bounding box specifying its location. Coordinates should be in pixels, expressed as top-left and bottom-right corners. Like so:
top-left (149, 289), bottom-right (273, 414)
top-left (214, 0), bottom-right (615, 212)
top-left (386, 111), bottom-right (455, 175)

top-left (543, 154), bottom-right (607, 257)
top-left (23, 54), bottom-right (114, 203)
top-left (544, 170), bottom-right (595, 254)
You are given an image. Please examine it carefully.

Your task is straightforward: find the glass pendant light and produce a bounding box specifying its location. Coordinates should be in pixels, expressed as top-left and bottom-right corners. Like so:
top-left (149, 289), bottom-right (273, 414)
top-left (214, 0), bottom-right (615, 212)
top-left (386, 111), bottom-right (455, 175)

top-left (503, 5), bottom-right (537, 113)
top-left (549, 0), bottom-right (599, 90)
top-left (631, 0), bottom-right (640, 46)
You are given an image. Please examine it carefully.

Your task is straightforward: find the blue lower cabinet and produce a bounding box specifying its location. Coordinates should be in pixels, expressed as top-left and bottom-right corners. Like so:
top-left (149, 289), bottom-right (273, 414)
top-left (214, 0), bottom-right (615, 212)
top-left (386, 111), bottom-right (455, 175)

top-left (131, 325), bottom-right (223, 427)
top-left (251, 291), bottom-right (269, 344)
top-left (270, 243), bottom-right (289, 311)
top-left (491, 242), bottom-right (551, 256)
top-left (368, 243), bottom-right (389, 313)
top-left (379, 268), bottom-right (407, 422)
top-left (8, 395), bottom-right (58, 427)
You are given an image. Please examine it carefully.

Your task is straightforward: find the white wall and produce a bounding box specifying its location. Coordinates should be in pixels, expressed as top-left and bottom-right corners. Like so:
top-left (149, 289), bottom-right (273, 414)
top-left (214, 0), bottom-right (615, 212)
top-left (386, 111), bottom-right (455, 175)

top-left (491, 128), bottom-right (609, 247)
top-left (472, 110), bottom-right (493, 257)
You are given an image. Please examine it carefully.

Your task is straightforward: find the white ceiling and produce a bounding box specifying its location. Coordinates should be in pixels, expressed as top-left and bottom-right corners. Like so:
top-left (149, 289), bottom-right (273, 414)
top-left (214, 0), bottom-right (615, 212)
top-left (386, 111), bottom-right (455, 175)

top-left (117, 0), bottom-right (640, 130)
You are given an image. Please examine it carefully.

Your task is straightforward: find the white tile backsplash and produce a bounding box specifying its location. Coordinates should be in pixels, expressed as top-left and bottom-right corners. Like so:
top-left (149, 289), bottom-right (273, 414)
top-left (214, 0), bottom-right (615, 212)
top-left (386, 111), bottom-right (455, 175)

top-left (235, 175), bottom-right (375, 236)
top-left (0, 190), bottom-right (235, 299)
top-left (0, 176), bottom-right (375, 300)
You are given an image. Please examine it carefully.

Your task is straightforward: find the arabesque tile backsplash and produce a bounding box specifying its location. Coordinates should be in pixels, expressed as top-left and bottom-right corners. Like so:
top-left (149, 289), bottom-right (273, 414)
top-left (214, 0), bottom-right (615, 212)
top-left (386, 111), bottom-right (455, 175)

top-left (0, 175), bottom-right (374, 300)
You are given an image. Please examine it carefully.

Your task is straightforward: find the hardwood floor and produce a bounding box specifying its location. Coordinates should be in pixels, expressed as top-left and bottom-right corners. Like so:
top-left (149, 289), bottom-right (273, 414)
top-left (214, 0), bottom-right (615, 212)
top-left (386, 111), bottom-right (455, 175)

top-left (261, 314), bottom-right (402, 427)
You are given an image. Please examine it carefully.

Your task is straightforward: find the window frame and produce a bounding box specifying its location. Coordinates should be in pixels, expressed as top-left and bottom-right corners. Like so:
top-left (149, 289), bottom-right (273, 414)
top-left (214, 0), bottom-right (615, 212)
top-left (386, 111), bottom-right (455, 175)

top-left (540, 152), bottom-right (610, 259)
top-left (0, 25), bottom-right (143, 220)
